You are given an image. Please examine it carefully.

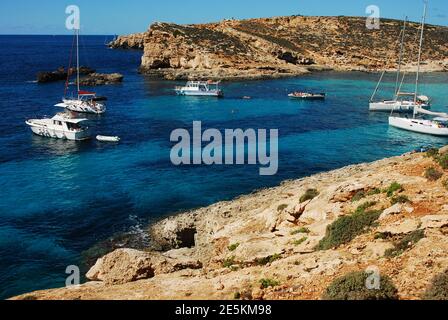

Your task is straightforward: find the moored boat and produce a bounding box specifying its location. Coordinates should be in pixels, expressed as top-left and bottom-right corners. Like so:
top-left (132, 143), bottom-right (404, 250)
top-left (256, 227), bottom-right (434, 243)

top-left (288, 92), bottom-right (326, 100)
top-left (26, 112), bottom-right (90, 141)
top-left (175, 81), bottom-right (223, 97)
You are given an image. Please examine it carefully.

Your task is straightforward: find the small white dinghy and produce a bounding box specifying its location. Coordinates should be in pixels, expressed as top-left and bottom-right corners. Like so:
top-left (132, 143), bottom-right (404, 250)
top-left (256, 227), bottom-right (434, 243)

top-left (96, 135), bottom-right (120, 142)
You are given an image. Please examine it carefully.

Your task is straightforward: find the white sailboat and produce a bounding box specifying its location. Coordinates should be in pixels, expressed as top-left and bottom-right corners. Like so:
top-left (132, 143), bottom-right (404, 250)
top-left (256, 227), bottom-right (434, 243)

top-left (369, 17), bottom-right (430, 112)
top-left (56, 29), bottom-right (107, 114)
top-left (389, 1), bottom-right (448, 136)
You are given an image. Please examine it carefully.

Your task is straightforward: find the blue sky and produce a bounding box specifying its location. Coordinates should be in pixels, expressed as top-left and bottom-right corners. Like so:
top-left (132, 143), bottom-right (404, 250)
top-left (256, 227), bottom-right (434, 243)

top-left (0, 0), bottom-right (446, 35)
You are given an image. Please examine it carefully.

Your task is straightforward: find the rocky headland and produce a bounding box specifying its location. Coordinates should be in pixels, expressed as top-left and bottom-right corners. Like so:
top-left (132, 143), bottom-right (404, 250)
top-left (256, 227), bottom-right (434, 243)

top-left (109, 16), bottom-right (448, 80)
top-left (13, 146), bottom-right (448, 300)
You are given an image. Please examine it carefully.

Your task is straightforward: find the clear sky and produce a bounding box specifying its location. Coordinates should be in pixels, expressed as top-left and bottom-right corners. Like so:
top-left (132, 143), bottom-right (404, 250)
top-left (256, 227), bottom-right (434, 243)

top-left (0, 0), bottom-right (446, 35)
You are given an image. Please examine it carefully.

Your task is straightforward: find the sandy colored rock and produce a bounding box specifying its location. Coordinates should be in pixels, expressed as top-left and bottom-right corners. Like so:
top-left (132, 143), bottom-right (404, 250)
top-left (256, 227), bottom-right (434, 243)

top-left (11, 146), bottom-right (448, 301)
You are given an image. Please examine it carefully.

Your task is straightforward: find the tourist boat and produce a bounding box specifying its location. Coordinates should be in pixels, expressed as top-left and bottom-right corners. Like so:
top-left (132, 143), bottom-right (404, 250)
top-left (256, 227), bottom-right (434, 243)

top-left (369, 17), bottom-right (430, 113)
top-left (388, 2), bottom-right (448, 136)
top-left (288, 92), bottom-right (326, 100)
top-left (175, 81), bottom-right (223, 97)
top-left (56, 28), bottom-right (107, 114)
top-left (25, 112), bottom-right (90, 141)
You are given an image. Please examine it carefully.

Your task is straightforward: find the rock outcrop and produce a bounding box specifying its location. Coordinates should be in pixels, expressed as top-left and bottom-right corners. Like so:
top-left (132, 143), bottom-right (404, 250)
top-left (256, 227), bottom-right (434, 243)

top-left (78, 73), bottom-right (124, 86)
top-left (12, 145), bottom-right (448, 300)
top-left (110, 16), bottom-right (448, 80)
top-left (37, 66), bottom-right (95, 83)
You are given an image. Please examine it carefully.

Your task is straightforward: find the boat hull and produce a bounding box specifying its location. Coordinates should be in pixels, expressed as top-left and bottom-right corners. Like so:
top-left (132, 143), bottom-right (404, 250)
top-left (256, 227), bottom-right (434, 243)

top-left (26, 121), bottom-right (90, 141)
top-left (175, 90), bottom-right (223, 97)
top-left (57, 100), bottom-right (106, 114)
top-left (389, 117), bottom-right (448, 136)
top-left (369, 101), bottom-right (430, 113)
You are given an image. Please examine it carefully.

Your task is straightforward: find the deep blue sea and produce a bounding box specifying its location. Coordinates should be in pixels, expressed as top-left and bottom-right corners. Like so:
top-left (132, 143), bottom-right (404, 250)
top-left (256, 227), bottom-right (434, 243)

top-left (0, 35), bottom-right (447, 299)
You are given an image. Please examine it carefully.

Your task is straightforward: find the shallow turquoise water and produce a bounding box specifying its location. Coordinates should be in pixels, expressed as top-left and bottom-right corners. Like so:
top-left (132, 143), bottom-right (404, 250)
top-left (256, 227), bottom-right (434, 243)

top-left (0, 35), bottom-right (447, 298)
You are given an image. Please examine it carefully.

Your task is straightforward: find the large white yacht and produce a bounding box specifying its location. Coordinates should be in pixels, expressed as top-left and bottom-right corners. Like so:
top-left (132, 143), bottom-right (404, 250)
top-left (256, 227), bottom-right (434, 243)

top-left (175, 81), bottom-right (223, 97)
top-left (26, 112), bottom-right (91, 141)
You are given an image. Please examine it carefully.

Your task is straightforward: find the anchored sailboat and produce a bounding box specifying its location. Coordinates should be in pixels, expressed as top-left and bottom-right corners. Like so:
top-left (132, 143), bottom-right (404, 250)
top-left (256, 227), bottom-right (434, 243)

top-left (389, 1), bottom-right (448, 136)
top-left (55, 28), bottom-right (107, 114)
top-left (369, 16), bottom-right (430, 112)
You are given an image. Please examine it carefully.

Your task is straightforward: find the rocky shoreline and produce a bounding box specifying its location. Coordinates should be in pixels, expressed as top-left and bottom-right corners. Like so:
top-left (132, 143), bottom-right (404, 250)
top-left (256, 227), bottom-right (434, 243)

top-left (109, 15), bottom-right (448, 80)
top-left (12, 146), bottom-right (448, 300)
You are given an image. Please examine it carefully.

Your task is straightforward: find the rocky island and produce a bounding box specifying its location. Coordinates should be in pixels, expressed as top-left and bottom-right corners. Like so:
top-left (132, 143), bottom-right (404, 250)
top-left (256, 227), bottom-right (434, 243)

top-left (13, 146), bottom-right (448, 300)
top-left (109, 15), bottom-right (448, 80)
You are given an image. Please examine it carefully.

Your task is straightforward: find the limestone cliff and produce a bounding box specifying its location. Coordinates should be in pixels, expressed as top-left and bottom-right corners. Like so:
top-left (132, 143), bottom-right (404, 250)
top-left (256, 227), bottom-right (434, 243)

top-left (110, 16), bottom-right (448, 80)
top-left (13, 146), bottom-right (448, 300)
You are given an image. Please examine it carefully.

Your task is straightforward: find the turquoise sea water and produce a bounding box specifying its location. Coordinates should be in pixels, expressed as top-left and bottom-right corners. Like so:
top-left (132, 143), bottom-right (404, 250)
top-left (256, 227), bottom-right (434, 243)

top-left (0, 35), bottom-right (447, 299)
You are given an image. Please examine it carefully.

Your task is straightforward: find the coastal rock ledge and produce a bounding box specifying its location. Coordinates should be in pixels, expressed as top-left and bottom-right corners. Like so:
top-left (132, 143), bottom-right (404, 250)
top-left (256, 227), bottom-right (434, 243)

top-left (110, 16), bottom-right (448, 80)
top-left (12, 145), bottom-right (448, 300)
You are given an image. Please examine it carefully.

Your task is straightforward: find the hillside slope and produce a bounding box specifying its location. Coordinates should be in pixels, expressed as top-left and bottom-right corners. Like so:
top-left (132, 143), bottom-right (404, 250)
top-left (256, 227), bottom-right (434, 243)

top-left (110, 16), bottom-right (448, 80)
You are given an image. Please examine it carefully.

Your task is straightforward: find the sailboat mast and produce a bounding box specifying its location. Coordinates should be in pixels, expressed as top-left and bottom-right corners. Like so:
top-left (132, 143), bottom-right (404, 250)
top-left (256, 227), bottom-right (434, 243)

top-left (395, 17), bottom-right (407, 97)
top-left (414, 1), bottom-right (427, 117)
top-left (76, 28), bottom-right (80, 96)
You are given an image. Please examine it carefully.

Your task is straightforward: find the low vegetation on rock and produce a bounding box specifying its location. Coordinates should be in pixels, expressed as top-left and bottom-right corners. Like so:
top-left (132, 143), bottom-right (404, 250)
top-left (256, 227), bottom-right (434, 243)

top-left (391, 195), bottom-right (411, 205)
top-left (423, 269), bottom-right (448, 300)
top-left (228, 243), bottom-right (240, 252)
top-left (323, 271), bottom-right (398, 300)
top-left (300, 189), bottom-right (319, 203)
top-left (317, 203), bottom-right (382, 250)
top-left (260, 278), bottom-right (280, 289)
top-left (385, 182), bottom-right (404, 197)
top-left (291, 227), bottom-right (311, 235)
top-left (425, 167), bottom-right (443, 181)
top-left (384, 230), bottom-right (425, 258)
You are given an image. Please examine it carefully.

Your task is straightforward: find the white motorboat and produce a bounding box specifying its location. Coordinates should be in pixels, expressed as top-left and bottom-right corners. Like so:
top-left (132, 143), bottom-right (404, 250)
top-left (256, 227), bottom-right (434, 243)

top-left (388, 2), bottom-right (448, 136)
top-left (288, 92), bottom-right (326, 100)
top-left (175, 81), bottom-right (223, 97)
top-left (96, 135), bottom-right (120, 142)
top-left (26, 112), bottom-right (90, 141)
top-left (57, 27), bottom-right (107, 114)
top-left (369, 17), bottom-right (430, 113)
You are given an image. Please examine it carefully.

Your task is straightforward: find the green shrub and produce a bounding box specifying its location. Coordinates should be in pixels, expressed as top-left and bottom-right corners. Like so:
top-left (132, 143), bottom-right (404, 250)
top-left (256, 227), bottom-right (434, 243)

top-left (385, 182), bottom-right (403, 197)
top-left (355, 201), bottom-right (377, 214)
top-left (323, 271), bottom-right (398, 300)
top-left (367, 188), bottom-right (381, 196)
top-left (293, 237), bottom-right (308, 246)
top-left (374, 232), bottom-right (393, 240)
top-left (426, 148), bottom-right (439, 159)
top-left (423, 269), bottom-right (448, 300)
top-left (316, 210), bottom-right (382, 250)
top-left (290, 227), bottom-right (311, 235)
top-left (391, 195), bottom-right (410, 205)
top-left (277, 204), bottom-right (288, 212)
top-left (351, 191), bottom-right (366, 203)
top-left (222, 256), bottom-right (236, 268)
top-left (425, 167), bottom-right (443, 181)
top-left (438, 154), bottom-right (448, 170)
top-left (385, 229), bottom-right (425, 258)
top-left (300, 189), bottom-right (319, 203)
top-left (260, 278), bottom-right (280, 289)
top-left (256, 254), bottom-right (281, 266)
top-left (443, 180), bottom-right (448, 191)
top-left (233, 292), bottom-right (241, 300)
top-left (228, 243), bottom-right (240, 252)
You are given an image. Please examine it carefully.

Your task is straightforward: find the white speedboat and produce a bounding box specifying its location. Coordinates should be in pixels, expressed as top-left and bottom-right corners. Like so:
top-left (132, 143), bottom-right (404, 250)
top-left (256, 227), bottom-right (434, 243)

top-left (288, 92), bottom-right (326, 100)
top-left (56, 92), bottom-right (106, 114)
top-left (26, 113), bottom-right (90, 141)
top-left (175, 81), bottom-right (223, 97)
top-left (97, 135), bottom-right (120, 142)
